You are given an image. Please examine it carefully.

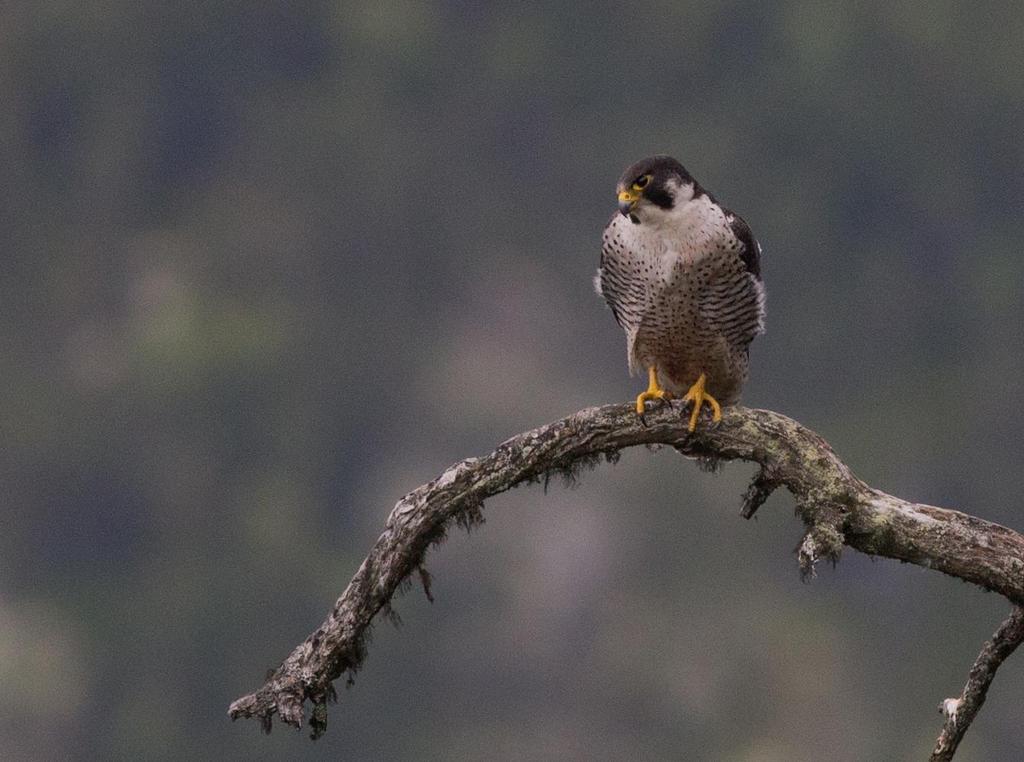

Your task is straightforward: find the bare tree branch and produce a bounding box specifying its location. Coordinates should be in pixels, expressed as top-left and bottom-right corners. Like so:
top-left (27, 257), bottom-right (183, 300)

top-left (931, 607), bottom-right (1024, 761)
top-left (227, 402), bottom-right (1024, 750)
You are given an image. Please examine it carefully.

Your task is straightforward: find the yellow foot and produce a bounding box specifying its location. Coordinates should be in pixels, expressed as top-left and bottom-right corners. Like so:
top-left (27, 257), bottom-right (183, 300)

top-left (681, 373), bottom-right (722, 432)
top-left (635, 366), bottom-right (672, 415)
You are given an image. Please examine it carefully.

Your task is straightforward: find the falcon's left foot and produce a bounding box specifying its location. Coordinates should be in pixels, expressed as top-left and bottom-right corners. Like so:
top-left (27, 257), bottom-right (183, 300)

top-left (681, 373), bottom-right (722, 432)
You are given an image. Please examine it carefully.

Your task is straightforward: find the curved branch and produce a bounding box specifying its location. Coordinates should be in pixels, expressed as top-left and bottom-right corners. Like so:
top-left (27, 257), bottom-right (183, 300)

top-left (227, 402), bottom-right (1024, 745)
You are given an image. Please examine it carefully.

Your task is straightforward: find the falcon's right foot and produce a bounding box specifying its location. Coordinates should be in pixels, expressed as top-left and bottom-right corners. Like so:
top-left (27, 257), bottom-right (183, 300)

top-left (636, 366), bottom-right (671, 415)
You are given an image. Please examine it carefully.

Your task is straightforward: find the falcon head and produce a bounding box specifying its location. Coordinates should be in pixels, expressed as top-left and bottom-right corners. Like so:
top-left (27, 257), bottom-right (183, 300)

top-left (616, 155), bottom-right (698, 225)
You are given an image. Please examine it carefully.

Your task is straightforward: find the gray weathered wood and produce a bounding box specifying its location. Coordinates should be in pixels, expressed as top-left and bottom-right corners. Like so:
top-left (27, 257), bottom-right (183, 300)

top-left (227, 402), bottom-right (1024, 752)
top-left (931, 607), bottom-right (1024, 760)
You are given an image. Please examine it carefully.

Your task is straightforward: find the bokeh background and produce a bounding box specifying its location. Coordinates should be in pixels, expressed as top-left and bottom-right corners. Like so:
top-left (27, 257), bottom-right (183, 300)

top-left (4, 2), bottom-right (1024, 759)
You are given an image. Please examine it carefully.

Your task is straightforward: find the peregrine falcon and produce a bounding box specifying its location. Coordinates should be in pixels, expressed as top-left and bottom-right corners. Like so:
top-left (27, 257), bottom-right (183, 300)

top-left (595, 155), bottom-right (765, 430)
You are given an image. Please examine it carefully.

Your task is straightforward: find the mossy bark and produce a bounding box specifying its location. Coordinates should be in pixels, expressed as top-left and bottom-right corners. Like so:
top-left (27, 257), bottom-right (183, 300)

top-left (228, 402), bottom-right (1024, 753)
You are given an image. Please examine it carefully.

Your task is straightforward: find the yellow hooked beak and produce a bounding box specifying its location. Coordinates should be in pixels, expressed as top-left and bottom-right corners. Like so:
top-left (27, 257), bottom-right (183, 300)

top-left (617, 188), bottom-right (639, 216)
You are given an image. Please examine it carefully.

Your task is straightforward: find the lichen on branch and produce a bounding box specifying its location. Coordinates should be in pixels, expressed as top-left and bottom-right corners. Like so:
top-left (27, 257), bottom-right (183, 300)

top-left (228, 402), bottom-right (1024, 757)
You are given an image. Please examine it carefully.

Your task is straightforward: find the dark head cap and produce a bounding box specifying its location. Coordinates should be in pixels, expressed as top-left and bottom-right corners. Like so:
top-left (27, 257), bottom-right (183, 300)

top-left (616, 155), bottom-right (697, 218)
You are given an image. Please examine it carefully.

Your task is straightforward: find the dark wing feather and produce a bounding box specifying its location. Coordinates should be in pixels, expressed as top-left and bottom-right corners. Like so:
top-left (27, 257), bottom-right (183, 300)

top-left (727, 211), bottom-right (762, 279)
top-left (597, 214), bottom-right (645, 331)
top-left (698, 212), bottom-right (766, 352)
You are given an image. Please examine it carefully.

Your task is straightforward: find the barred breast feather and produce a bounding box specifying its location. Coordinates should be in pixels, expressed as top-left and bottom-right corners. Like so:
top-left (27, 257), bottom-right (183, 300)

top-left (596, 195), bottom-right (765, 406)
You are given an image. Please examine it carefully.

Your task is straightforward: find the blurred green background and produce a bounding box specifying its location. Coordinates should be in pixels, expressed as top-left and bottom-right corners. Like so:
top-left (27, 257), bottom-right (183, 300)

top-left (3, 1), bottom-right (1023, 759)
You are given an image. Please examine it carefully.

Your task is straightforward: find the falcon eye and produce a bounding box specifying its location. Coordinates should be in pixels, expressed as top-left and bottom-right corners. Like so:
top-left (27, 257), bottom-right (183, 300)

top-left (633, 174), bottom-right (651, 190)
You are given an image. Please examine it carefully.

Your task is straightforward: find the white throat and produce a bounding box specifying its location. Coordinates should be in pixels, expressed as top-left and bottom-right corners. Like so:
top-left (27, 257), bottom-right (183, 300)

top-left (632, 180), bottom-right (727, 244)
